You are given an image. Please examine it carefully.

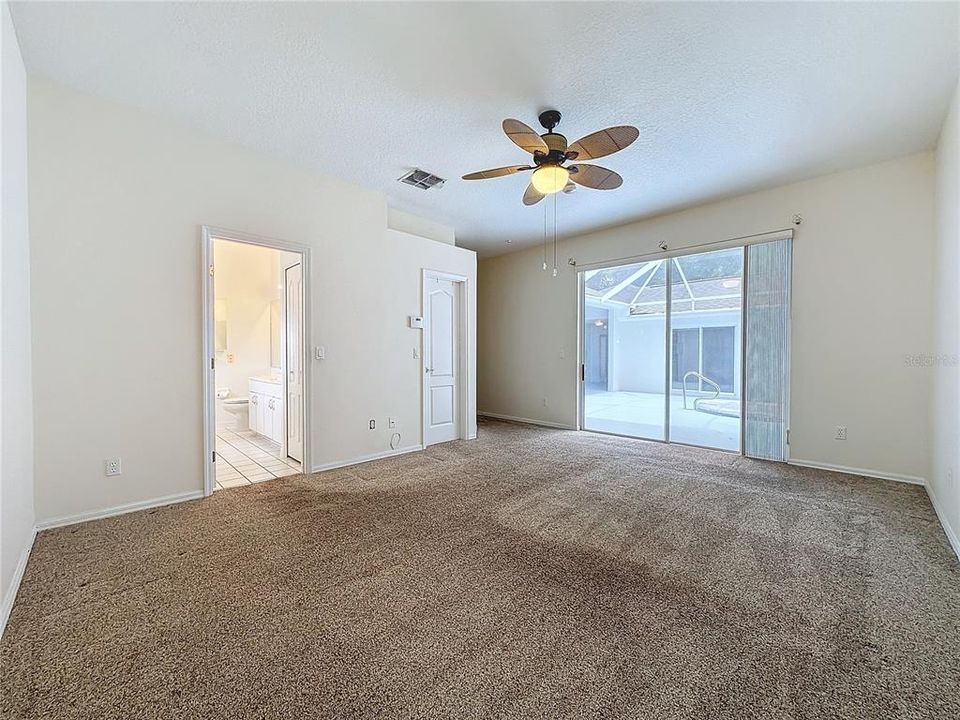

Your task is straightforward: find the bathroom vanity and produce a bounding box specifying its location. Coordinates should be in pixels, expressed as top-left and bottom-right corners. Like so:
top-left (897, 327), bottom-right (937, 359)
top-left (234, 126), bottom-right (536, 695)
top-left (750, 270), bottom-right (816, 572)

top-left (248, 376), bottom-right (283, 444)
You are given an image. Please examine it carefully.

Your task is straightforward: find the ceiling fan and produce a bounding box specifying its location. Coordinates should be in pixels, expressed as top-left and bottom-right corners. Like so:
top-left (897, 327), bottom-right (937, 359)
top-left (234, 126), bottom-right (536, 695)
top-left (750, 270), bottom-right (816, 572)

top-left (462, 110), bottom-right (638, 205)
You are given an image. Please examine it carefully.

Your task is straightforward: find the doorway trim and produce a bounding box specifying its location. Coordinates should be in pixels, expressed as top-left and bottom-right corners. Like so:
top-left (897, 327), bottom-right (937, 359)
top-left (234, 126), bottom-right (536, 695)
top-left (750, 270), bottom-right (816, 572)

top-left (421, 269), bottom-right (469, 447)
top-left (201, 226), bottom-right (312, 497)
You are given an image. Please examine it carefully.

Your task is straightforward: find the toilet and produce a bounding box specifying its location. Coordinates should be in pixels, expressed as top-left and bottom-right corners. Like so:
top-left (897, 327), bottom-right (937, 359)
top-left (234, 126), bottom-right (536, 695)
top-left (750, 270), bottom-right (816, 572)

top-left (217, 388), bottom-right (249, 430)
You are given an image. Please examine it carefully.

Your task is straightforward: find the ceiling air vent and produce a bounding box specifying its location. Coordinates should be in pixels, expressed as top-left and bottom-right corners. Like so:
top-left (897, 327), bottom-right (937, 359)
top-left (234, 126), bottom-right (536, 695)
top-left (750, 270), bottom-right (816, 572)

top-left (398, 169), bottom-right (446, 190)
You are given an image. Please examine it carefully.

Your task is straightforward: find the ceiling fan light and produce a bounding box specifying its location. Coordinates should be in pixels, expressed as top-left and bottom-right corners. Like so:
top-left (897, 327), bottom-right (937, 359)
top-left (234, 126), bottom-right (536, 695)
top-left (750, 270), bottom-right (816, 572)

top-left (531, 166), bottom-right (570, 194)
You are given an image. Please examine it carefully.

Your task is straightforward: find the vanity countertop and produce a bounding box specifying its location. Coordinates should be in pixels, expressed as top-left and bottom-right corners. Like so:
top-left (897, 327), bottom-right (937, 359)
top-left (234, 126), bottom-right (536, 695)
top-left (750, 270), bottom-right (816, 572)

top-left (250, 374), bottom-right (282, 385)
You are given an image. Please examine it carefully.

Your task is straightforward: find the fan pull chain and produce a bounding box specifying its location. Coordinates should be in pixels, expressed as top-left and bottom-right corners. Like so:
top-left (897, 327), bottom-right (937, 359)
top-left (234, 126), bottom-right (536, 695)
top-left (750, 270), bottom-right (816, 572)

top-left (552, 193), bottom-right (559, 277)
top-left (542, 201), bottom-right (548, 271)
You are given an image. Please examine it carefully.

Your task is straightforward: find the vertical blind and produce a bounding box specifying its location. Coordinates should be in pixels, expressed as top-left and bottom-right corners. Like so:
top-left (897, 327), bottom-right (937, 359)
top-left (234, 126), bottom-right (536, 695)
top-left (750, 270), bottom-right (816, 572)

top-left (743, 239), bottom-right (792, 461)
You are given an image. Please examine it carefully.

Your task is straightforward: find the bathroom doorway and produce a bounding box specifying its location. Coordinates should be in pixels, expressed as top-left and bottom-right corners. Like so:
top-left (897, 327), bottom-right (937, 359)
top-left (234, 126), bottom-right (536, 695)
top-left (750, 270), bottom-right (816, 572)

top-left (201, 227), bottom-right (311, 495)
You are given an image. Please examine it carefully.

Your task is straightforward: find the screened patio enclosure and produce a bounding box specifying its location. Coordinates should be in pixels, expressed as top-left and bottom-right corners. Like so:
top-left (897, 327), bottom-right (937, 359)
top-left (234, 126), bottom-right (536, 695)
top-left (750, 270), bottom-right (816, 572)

top-left (580, 237), bottom-right (791, 458)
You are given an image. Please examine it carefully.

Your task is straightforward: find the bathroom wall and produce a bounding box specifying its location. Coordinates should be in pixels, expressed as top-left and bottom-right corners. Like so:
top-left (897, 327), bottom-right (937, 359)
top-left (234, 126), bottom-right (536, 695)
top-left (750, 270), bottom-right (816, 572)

top-left (213, 241), bottom-right (275, 399)
top-left (212, 240), bottom-right (299, 400)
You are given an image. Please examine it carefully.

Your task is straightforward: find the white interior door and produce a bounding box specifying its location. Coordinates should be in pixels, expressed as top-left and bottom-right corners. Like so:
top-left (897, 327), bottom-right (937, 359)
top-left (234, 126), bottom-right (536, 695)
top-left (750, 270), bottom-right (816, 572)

top-left (424, 275), bottom-right (460, 446)
top-left (285, 263), bottom-right (304, 462)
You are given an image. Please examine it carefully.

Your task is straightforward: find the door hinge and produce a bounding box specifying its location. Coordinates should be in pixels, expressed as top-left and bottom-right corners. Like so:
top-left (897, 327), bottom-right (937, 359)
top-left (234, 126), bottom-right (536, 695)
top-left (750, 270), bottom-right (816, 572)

top-left (209, 264), bottom-right (215, 276)
top-left (580, 363), bottom-right (585, 382)
top-left (786, 429), bottom-right (790, 445)
top-left (210, 357), bottom-right (215, 370)
top-left (212, 451), bottom-right (216, 463)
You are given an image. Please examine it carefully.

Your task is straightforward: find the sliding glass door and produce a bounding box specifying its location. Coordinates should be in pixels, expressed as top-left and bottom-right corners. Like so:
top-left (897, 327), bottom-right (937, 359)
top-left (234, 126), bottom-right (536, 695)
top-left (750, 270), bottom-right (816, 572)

top-left (580, 238), bottom-right (789, 458)
top-left (668, 248), bottom-right (743, 451)
top-left (582, 260), bottom-right (667, 440)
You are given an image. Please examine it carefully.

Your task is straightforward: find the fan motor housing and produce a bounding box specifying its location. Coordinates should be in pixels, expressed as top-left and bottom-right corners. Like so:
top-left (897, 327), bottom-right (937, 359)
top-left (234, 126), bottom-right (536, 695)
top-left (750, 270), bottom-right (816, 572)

top-left (534, 135), bottom-right (570, 166)
top-left (542, 133), bottom-right (567, 153)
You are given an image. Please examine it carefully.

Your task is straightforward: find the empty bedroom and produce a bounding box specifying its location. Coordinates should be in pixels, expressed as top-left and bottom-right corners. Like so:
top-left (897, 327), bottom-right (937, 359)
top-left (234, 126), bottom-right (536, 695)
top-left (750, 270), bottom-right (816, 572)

top-left (1, 1), bottom-right (958, 718)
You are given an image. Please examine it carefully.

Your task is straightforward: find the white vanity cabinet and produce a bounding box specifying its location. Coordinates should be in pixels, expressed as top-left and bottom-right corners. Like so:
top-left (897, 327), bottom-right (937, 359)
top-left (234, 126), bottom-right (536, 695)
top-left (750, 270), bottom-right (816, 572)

top-left (248, 377), bottom-right (283, 444)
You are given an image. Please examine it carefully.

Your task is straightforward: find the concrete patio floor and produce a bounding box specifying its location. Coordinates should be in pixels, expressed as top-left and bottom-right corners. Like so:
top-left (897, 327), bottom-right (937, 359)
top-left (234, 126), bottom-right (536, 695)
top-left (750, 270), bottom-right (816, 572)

top-left (583, 388), bottom-right (741, 452)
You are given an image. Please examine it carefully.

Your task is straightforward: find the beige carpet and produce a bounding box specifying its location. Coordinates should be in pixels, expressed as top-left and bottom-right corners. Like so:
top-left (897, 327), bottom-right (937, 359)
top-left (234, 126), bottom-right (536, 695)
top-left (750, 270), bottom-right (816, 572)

top-left (2, 419), bottom-right (959, 719)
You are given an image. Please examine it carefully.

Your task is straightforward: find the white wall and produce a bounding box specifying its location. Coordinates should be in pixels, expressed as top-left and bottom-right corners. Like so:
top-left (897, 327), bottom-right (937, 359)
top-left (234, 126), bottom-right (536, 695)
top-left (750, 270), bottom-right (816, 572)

top-left (609, 310), bottom-right (741, 396)
top-left (1, 1), bottom-right (35, 632)
top-left (611, 313), bottom-right (664, 394)
top-left (388, 207), bottom-right (455, 246)
top-left (212, 241), bottom-right (292, 398)
top-left (479, 152), bottom-right (935, 482)
top-left (931, 77), bottom-right (960, 549)
top-left (28, 78), bottom-right (476, 524)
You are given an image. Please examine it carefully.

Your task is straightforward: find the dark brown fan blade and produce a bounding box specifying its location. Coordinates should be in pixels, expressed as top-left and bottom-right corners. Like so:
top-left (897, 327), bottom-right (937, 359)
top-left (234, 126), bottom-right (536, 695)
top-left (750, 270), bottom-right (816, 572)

top-left (462, 165), bottom-right (532, 180)
top-left (566, 126), bottom-right (638, 161)
top-left (503, 119), bottom-right (549, 155)
top-left (568, 164), bottom-right (623, 190)
top-left (522, 182), bottom-right (545, 206)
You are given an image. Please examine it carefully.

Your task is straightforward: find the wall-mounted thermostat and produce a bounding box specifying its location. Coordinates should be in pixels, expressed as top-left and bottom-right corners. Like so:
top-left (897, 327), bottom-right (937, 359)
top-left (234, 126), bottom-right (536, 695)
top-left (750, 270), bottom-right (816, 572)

top-left (409, 316), bottom-right (423, 329)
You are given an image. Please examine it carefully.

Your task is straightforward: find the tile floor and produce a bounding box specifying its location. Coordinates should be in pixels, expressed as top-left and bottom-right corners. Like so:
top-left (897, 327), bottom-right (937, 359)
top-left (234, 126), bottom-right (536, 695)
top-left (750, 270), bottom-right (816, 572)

top-left (214, 426), bottom-right (302, 490)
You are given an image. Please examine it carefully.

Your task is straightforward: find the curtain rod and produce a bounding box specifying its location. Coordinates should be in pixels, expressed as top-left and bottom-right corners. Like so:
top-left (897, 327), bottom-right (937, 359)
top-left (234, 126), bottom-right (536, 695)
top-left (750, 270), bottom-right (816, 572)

top-left (570, 227), bottom-right (795, 271)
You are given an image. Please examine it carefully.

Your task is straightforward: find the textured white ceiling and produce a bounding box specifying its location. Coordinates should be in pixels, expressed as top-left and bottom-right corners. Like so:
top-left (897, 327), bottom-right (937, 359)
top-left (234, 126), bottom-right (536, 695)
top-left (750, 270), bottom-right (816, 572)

top-left (10, 2), bottom-right (959, 256)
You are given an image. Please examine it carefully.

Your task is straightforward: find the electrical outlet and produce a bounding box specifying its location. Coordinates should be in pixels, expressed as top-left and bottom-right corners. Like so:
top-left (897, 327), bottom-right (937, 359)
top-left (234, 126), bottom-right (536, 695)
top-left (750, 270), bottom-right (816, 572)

top-left (105, 458), bottom-right (122, 476)
top-left (369, 419), bottom-right (376, 430)
top-left (388, 417), bottom-right (397, 428)
top-left (835, 426), bottom-right (847, 441)
top-left (226, 353), bottom-right (235, 364)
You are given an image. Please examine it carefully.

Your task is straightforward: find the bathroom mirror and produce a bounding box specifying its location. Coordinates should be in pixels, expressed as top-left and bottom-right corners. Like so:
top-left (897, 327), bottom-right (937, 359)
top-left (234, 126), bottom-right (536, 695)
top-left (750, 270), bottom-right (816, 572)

top-left (270, 299), bottom-right (282, 368)
top-left (214, 299), bottom-right (228, 352)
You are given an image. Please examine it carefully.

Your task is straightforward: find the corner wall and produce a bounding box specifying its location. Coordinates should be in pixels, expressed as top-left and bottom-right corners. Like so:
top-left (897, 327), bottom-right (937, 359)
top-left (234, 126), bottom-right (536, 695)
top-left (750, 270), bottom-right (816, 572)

top-left (1, 1), bottom-right (35, 633)
top-left (27, 78), bottom-right (476, 525)
top-left (931, 77), bottom-right (960, 553)
top-left (479, 153), bottom-right (935, 483)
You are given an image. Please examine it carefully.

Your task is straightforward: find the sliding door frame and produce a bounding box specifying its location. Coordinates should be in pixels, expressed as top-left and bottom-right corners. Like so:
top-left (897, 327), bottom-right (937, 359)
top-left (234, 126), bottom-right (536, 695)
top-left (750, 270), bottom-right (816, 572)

top-left (578, 241), bottom-right (768, 455)
top-left (740, 248), bottom-right (749, 456)
top-left (664, 258), bottom-right (673, 443)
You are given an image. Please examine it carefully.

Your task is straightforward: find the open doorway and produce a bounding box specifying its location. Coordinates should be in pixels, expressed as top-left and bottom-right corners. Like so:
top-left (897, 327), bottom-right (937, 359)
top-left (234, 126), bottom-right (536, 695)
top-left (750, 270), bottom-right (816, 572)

top-left (202, 228), bottom-right (310, 494)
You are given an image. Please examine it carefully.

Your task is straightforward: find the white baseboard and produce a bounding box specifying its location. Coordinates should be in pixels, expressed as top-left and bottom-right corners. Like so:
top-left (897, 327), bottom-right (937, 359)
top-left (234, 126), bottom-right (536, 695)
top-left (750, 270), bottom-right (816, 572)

top-left (35, 490), bottom-right (205, 531)
top-left (311, 444), bottom-right (425, 473)
top-left (788, 458), bottom-right (925, 486)
top-left (926, 484), bottom-right (960, 562)
top-left (1, 527), bottom-right (37, 640)
top-left (478, 412), bottom-right (577, 431)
